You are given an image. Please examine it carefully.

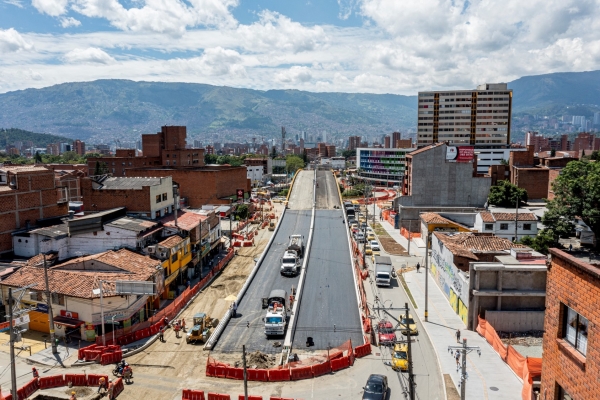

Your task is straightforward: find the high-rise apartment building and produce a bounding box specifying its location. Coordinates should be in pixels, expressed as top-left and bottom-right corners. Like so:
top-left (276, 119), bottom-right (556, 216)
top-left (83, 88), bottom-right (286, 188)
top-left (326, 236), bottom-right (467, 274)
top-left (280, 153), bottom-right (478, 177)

top-left (72, 140), bottom-right (86, 155)
top-left (384, 136), bottom-right (391, 148)
top-left (392, 131), bottom-right (401, 148)
top-left (417, 83), bottom-right (512, 147)
top-left (348, 136), bottom-right (361, 151)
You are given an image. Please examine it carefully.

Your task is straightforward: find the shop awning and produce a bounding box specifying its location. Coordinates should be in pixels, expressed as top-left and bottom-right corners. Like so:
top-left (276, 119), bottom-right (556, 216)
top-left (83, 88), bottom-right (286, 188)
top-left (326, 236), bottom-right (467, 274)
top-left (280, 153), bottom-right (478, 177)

top-left (54, 316), bottom-right (84, 328)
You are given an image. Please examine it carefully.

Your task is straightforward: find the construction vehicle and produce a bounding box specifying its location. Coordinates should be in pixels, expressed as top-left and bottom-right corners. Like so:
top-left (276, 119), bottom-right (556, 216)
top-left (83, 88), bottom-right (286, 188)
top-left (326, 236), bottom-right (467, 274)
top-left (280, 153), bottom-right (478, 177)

top-left (391, 343), bottom-right (409, 372)
top-left (186, 313), bottom-right (213, 344)
top-left (374, 256), bottom-right (393, 287)
top-left (268, 221), bottom-right (276, 231)
top-left (263, 289), bottom-right (287, 337)
top-left (280, 250), bottom-right (301, 276)
top-left (287, 234), bottom-right (304, 257)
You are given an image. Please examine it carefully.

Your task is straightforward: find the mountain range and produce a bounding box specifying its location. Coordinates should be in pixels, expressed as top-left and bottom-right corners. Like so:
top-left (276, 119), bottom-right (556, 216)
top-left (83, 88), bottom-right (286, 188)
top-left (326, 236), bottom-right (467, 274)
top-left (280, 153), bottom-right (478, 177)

top-left (0, 70), bottom-right (599, 144)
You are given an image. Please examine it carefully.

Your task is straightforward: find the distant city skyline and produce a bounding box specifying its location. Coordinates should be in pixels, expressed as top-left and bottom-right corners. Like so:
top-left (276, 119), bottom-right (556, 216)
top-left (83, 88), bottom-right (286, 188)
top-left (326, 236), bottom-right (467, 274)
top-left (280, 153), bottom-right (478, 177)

top-left (1, 1), bottom-right (600, 95)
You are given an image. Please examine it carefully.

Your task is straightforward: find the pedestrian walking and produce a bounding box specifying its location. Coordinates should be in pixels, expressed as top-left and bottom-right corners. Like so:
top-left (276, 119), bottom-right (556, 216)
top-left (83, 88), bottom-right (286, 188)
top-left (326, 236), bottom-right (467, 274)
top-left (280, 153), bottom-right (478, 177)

top-left (32, 367), bottom-right (39, 379)
top-left (232, 301), bottom-right (238, 318)
top-left (163, 316), bottom-right (169, 327)
top-left (174, 322), bottom-right (181, 338)
top-left (181, 318), bottom-right (186, 332)
top-left (456, 329), bottom-right (461, 343)
top-left (98, 377), bottom-right (106, 394)
top-left (569, 243), bottom-right (573, 252)
top-left (158, 326), bottom-right (164, 342)
top-left (416, 263), bottom-right (421, 273)
top-left (454, 349), bottom-right (461, 370)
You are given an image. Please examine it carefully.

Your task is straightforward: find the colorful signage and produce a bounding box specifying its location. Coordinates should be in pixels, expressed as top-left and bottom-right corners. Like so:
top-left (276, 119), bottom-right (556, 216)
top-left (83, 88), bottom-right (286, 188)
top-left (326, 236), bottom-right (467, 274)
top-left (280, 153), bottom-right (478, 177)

top-left (446, 146), bottom-right (474, 163)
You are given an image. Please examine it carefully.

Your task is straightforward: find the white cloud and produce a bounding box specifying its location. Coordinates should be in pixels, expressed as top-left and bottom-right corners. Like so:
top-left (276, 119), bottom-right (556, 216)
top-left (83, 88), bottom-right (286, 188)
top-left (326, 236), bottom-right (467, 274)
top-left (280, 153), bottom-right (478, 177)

top-left (71, 0), bottom-right (239, 35)
top-left (337, 0), bottom-right (358, 20)
top-left (0, 28), bottom-right (33, 53)
top-left (171, 47), bottom-right (246, 76)
top-left (4, 0), bottom-right (24, 8)
top-left (275, 66), bottom-right (312, 83)
top-left (63, 47), bottom-right (115, 64)
top-left (32, 0), bottom-right (69, 16)
top-left (237, 11), bottom-right (327, 54)
top-left (61, 17), bottom-right (82, 28)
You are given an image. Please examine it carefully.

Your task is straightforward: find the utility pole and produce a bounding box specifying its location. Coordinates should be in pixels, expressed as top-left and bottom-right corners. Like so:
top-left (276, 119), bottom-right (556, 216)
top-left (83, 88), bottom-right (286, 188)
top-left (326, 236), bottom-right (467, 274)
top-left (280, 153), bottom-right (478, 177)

top-left (405, 303), bottom-right (415, 400)
top-left (424, 232), bottom-right (430, 322)
top-left (514, 193), bottom-right (519, 243)
top-left (99, 280), bottom-right (106, 346)
top-left (43, 253), bottom-right (58, 353)
top-left (448, 338), bottom-right (481, 400)
top-left (242, 345), bottom-right (248, 400)
top-left (229, 198), bottom-right (233, 243)
top-left (407, 220), bottom-right (412, 255)
top-left (8, 288), bottom-right (17, 399)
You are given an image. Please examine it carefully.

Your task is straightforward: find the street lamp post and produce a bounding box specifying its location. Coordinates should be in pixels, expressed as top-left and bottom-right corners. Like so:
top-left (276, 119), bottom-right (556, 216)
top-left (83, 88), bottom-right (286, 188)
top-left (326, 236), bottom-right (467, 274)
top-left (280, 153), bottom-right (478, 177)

top-left (42, 253), bottom-right (58, 354)
top-left (424, 232), bottom-right (430, 322)
top-left (99, 280), bottom-right (106, 346)
top-left (111, 315), bottom-right (116, 345)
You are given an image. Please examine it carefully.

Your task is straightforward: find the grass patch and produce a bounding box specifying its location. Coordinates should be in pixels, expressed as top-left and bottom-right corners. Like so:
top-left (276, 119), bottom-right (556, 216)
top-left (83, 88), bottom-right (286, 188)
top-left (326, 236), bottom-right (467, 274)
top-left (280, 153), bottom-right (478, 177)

top-left (399, 273), bottom-right (418, 309)
top-left (372, 222), bottom-right (389, 237)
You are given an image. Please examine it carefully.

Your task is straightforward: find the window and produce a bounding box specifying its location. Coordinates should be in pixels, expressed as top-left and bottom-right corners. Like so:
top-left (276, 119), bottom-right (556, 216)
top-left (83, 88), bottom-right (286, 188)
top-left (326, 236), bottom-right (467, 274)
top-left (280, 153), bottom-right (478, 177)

top-left (30, 291), bottom-right (43, 301)
top-left (557, 384), bottom-right (573, 400)
top-left (499, 223), bottom-right (508, 230)
top-left (171, 253), bottom-right (178, 263)
top-left (51, 293), bottom-right (65, 306)
top-left (484, 224), bottom-right (493, 230)
top-left (162, 193), bottom-right (168, 201)
top-left (523, 223), bottom-right (532, 230)
top-left (156, 194), bottom-right (161, 204)
top-left (563, 304), bottom-right (588, 355)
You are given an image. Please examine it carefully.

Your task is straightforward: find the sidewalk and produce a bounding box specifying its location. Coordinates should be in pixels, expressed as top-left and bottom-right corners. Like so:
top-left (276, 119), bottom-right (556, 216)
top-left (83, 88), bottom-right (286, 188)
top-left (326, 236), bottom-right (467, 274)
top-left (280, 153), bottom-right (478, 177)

top-left (374, 204), bottom-right (426, 258)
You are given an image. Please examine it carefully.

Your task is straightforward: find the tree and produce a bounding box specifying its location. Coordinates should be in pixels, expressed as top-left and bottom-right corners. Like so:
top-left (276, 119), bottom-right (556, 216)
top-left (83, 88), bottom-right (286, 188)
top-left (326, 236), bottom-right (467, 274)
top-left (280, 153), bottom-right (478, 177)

top-left (61, 151), bottom-right (79, 163)
top-left (543, 160), bottom-right (600, 244)
top-left (270, 146), bottom-right (278, 158)
top-left (286, 155), bottom-right (305, 173)
top-left (342, 149), bottom-right (354, 159)
top-left (235, 204), bottom-right (249, 220)
top-left (204, 153), bottom-right (218, 165)
top-left (518, 229), bottom-right (556, 254)
top-left (550, 148), bottom-right (556, 157)
top-left (487, 180), bottom-right (528, 208)
top-left (590, 150), bottom-right (600, 161)
top-left (34, 151), bottom-right (42, 164)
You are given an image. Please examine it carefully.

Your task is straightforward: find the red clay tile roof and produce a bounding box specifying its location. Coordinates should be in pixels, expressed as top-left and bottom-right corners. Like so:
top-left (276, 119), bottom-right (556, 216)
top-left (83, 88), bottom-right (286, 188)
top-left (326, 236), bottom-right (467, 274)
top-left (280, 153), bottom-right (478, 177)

top-left (420, 212), bottom-right (454, 225)
top-left (161, 211), bottom-right (206, 231)
top-left (1, 249), bottom-right (160, 299)
top-left (434, 232), bottom-right (525, 260)
top-left (481, 212), bottom-right (537, 222)
top-left (158, 235), bottom-right (184, 248)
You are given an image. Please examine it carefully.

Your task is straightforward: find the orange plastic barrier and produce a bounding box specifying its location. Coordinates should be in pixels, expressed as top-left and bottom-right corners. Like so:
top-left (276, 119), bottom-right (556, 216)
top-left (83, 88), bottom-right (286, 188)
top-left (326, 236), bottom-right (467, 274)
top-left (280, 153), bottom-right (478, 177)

top-left (311, 362), bottom-right (331, 377)
top-left (183, 389), bottom-right (206, 400)
top-left (354, 343), bottom-right (371, 358)
top-left (238, 396), bottom-right (262, 400)
top-left (330, 356), bottom-right (350, 372)
top-left (225, 367), bottom-right (244, 380)
top-left (214, 365), bottom-right (228, 378)
top-left (38, 375), bottom-right (65, 389)
top-left (64, 374), bottom-right (87, 387)
top-left (290, 366), bottom-right (313, 380)
top-left (17, 378), bottom-right (38, 399)
top-left (112, 378), bottom-right (125, 398)
top-left (270, 397), bottom-right (295, 400)
top-left (246, 369), bottom-right (269, 381)
top-left (207, 394), bottom-right (231, 400)
top-left (87, 374), bottom-right (109, 387)
top-left (267, 368), bottom-right (291, 382)
top-left (206, 364), bottom-right (216, 377)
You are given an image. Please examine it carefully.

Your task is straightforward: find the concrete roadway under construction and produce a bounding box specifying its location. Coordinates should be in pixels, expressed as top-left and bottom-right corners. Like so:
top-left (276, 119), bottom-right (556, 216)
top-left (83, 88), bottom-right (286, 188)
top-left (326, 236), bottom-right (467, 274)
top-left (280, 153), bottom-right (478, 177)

top-left (213, 170), bottom-right (314, 354)
top-left (292, 170), bottom-right (363, 351)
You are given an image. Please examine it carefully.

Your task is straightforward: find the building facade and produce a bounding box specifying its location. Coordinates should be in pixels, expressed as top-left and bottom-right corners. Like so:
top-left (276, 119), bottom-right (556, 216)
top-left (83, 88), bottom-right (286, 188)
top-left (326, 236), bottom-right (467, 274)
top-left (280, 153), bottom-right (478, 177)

top-left (540, 249), bottom-right (600, 400)
top-left (474, 211), bottom-right (538, 241)
top-left (417, 83), bottom-right (512, 148)
top-left (356, 147), bottom-right (414, 185)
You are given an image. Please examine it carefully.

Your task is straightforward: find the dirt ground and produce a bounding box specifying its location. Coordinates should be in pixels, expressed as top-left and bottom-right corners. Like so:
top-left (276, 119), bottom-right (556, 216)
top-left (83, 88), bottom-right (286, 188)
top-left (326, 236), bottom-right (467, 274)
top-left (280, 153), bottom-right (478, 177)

top-left (372, 223), bottom-right (407, 255)
top-left (93, 204), bottom-right (285, 399)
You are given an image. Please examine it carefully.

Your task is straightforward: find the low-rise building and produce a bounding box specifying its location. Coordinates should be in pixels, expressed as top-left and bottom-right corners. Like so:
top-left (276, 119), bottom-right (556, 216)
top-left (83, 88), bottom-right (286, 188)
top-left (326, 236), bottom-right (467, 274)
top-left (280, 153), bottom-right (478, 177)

top-left (147, 235), bottom-right (191, 299)
top-left (468, 248), bottom-right (547, 330)
top-left (474, 211), bottom-right (538, 241)
top-left (419, 212), bottom-right (472, 239)
top-left (0, 249), bottom-right (164, 341)
top-left (430, 232), bottom-right (524, 325)
top-left (82, 175), bottom-right (175, 219)
top-left (247, 166), bottom-right (263, 187)
top-left (540, 249), bottom-right (600, 399)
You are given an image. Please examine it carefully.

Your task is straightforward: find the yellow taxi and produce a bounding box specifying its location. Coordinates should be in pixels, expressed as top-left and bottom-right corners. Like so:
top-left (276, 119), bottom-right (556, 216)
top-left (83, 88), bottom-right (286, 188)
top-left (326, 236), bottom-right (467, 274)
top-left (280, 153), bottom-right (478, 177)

top-left (391, 343), bottom-right (409, 372)
top-left (399, 314), bottom-right (418, 336)
top-left (365, 244), bottom-right (373, 255)
top-left (367, 232), bottom-right (376, 241)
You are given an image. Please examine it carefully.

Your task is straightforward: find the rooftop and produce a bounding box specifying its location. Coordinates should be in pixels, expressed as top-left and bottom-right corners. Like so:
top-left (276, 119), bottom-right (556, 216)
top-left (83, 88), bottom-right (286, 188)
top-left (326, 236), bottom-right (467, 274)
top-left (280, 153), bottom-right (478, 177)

top-left (0, 165), bottom-right (51, 174)
top-left (158, 235), bottom-right (184, 248)
top-left (434, 232), bottom-right (525, 260)
top-left (406, 142), bottom-right (445, 157)
top-left (160, 211), bottom-right (206, 231)
top-left (480, 212), bottom-right (537, 222)
top-left (95, 176), bottom-right (168, 190)
top-left (1, 249), bottom-right (160, 298)
top-left (105, 216), bottom-right (160, 233)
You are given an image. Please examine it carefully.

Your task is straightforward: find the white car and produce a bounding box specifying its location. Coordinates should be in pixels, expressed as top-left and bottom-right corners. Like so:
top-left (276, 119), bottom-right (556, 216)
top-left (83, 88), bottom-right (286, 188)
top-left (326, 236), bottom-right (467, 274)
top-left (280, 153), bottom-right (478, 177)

top-left (370, 240), bottom-right (380, 251)
top-left (356, 232), bottom-right (365, 243)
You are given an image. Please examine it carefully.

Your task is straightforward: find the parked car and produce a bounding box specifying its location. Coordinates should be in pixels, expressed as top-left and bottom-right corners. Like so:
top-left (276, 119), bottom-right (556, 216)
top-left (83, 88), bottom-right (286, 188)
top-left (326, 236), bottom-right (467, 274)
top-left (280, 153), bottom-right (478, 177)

top-left (399, 314), bottom-right (418, 336)
top-left (367, 233), bottom-right (376, 241)
top-left (377, 320), bottom-right (396, 346)
top-left (391, 343), bottom-right (409, 372)
top-left (365, 244), bottom-right (373, 255)
top-left (356, 232), bottom-right (366, 243)
top-left (348, 219), bottom-right (358, 226)
top-left (362, 374), bottom-right (388, 400)
top-left (370, 240), bottom-right (380, 251)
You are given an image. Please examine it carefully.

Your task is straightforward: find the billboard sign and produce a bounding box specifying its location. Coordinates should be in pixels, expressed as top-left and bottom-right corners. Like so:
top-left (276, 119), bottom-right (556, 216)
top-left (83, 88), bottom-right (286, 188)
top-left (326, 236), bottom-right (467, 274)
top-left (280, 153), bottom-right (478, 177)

top-left (446, 146), bottom-right (474, 163)
top-left (236, 189), bottom-right (244, 201)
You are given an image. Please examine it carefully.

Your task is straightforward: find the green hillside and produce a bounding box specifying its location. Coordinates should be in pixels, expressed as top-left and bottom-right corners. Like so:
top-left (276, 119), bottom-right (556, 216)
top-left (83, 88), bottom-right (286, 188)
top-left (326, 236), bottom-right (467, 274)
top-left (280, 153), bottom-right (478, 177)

top-left (0, 128), bottom-right (73, 148)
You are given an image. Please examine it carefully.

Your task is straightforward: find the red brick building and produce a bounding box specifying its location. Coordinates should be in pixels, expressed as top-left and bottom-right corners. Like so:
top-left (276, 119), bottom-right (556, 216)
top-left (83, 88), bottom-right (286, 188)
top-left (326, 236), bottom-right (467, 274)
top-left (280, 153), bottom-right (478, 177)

top-left (72, 140), bottom-right (86, 156)
top-left (0, 166), bottom-right (69, 253)
top-left (126, 166), bottom-right (250, 208)
top-left (540, 249), bottom-right (600, 399)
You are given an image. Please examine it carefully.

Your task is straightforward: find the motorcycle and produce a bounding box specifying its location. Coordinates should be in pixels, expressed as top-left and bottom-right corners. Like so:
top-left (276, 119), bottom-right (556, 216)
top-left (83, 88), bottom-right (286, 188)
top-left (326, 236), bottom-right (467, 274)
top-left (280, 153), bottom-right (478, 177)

top-left (112, 361), bottom-right (132, 378)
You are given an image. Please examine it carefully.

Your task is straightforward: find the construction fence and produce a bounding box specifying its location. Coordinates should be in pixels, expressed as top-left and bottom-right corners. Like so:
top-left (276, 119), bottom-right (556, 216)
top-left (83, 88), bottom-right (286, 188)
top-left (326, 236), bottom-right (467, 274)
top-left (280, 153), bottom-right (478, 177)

top-left (0, 373), bottom-right (119, 400)
top-left (476, 316), bottom-right (542, 400)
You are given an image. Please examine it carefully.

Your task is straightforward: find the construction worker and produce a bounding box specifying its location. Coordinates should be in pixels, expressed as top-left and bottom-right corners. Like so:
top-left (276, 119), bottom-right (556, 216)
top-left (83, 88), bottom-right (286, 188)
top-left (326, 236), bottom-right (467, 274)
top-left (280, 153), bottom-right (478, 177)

top-left (70, 391), bottom-right (77, 400)
top-left (158, 326), bottom-right (165, 342)
top-left (98, 377), bottom-right (106, 393)
top-left (107, 379), bottom-right (114, 400)
top-left (174, 322), bottom-right (180, 338)
top-left (181, 318), bottom-right (186, 332)
top-left (32, 367), bottom-right (39, 378)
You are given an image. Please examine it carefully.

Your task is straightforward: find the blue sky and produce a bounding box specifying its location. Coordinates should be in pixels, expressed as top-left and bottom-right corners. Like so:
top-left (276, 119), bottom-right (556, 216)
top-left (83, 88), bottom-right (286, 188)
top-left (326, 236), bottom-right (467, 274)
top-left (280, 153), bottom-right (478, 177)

top-left (0, 0), bottom-right (599, 94)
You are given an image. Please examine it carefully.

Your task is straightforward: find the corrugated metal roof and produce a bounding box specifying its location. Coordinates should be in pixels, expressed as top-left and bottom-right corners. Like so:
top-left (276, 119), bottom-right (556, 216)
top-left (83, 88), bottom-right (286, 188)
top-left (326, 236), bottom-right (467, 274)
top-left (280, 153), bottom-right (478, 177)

top-left (98, 177), bottom-right (165, 190)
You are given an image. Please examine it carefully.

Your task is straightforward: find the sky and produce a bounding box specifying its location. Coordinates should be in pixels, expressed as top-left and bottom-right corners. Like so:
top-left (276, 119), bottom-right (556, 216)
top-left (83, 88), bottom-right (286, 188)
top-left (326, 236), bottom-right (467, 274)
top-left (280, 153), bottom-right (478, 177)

top-left (1, 0), bottom-right (600, 95)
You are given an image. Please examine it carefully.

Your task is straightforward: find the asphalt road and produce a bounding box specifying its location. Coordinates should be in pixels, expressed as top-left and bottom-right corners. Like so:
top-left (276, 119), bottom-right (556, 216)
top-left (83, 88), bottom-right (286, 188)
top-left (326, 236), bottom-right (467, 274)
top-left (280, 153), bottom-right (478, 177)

top-left (214, 170), bottom-right (314, 354)
top-left (292, 171), bottom-right (363, 351)
top-left (365, 250), bottom-right (446, 399)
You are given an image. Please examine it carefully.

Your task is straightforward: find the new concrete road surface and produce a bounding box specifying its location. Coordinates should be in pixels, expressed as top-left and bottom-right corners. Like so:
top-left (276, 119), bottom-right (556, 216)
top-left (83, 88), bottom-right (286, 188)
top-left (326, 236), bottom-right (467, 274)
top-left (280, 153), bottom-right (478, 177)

top-left (292, 171), bottom-right (364, 351)
top-left (214, 171), bottom-right (314, 354)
